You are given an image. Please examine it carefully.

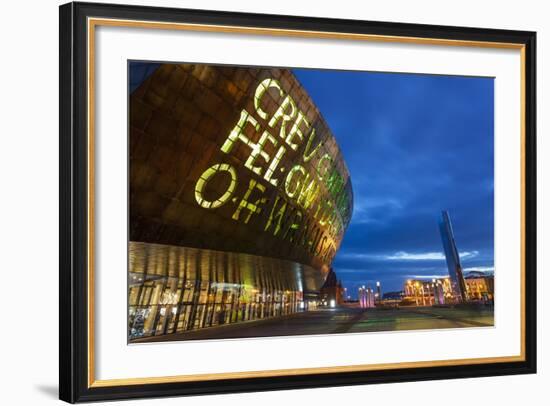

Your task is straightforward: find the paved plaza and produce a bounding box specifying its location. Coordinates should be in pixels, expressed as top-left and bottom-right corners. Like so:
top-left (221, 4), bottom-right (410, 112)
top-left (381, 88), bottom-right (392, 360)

top-left (133, 305), bottom-right (494, 343)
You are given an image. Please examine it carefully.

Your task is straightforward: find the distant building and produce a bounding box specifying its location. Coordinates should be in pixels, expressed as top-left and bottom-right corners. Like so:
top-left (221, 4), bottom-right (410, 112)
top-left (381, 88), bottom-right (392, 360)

top-left (403, 273), bottom-right (494, 306)
top-left (403, 279), bottom-right (448, 306)
top-left (439, 211), bottom-right (468, 303)
top-left (382, 291), bottom-right (404, 301)
top-left (376, 281), bottom-right (382, 304)
top-left (400, 212), bottom-right (494, 307)
top-left (320, 268), bottom-right (345, 307)
top-left (380, 290), bottom-right (403, 307)
top-left (358, 286), bottom-right (376, 308)
top-left (464, 271), bottom-right (494, 303)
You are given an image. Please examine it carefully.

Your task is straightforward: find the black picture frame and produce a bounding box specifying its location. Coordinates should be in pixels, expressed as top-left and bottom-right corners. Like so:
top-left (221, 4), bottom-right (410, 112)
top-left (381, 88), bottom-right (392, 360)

top-left (59, 1), bottom-right (537, 403)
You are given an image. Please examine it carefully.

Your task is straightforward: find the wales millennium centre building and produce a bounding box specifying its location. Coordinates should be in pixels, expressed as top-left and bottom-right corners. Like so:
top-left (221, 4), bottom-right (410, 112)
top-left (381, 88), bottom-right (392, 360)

top-left (128, 63), bottom-right (354, 341)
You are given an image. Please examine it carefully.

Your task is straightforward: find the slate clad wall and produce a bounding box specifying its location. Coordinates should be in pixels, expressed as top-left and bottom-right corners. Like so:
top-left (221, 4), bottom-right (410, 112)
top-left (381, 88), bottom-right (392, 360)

top-left (130, 63), bottom-right (353, 271)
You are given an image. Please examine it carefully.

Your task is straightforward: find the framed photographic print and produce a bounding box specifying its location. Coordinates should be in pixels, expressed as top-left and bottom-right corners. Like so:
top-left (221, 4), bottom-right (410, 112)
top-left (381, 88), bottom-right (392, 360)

top-left (59, 1), bottom-right (537, 403)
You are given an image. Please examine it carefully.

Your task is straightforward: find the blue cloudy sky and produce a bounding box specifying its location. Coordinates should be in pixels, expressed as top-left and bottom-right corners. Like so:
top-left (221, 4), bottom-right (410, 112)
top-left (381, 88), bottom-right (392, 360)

top-left (293, 69), bottom-right (494, 296)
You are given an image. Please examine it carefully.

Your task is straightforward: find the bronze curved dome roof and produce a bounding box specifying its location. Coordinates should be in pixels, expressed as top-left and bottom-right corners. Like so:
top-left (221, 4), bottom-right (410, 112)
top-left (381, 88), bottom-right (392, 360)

top-left (129, 63), bottom-right (353, 271)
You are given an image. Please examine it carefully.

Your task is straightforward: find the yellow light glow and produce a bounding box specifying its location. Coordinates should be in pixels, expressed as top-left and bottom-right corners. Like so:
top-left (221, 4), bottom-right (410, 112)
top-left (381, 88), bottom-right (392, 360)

top-left (268, 95), bottom-right (297, 141)
top-left (194, 163), bottom-right (237, 209)
top-left (316, 153), bottom-right (332, 180)
top-left (220, 109), bottom-right (260, 154)
top-left (282, 210), bottom-right (303, 242)
top-left (244, 130), bottom-right (277, 176)
top-left (264, 195), bottom-right (287, 236)
top-left (254, 78), bottom-right (283, 120)
top-left (297, 173), bottom-right (319, 210)
top-left (285, 111), bottom-right (310, 151)
top-left (285, 165), bottom-right (306, 198)
top-left (303, 127), bottom-right (322, 163)
top-left (232, 179), bottom-right (267, 224)
top-left (263, 144), bottom-right (286, 186)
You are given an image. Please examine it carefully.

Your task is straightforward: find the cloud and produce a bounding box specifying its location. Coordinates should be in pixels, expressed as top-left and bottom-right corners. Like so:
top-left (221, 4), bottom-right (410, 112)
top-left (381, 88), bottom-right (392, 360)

top-left (463, 266), bottom-right (494, 273)
top-left (354, 197), bottom-right (402, 211)
top-left (335, 268), bottom-right (383, 275)
top-left (386, 251), bottom-right (444, 260)
top-left (407, 274), bottom-right (449, 279)
top-left (459, 251), bottom-right (480, 260)
top-left (340, 250), bottom-right (479, 262)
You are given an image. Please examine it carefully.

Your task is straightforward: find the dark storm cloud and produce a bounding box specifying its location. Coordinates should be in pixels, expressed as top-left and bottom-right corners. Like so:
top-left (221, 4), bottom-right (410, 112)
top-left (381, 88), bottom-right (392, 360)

top-left (293, 69), bottom-right (494, 295)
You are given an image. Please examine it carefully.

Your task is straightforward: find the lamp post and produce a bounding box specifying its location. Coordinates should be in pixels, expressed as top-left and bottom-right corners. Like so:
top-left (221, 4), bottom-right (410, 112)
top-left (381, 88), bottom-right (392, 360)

top-left (359, 286), bottom-right (366, 309)
top-left (426, 281), bottom-right (433, 306)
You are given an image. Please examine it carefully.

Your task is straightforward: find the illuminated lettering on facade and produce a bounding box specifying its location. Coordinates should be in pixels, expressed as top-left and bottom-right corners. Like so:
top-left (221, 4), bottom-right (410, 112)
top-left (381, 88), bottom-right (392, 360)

top-left (194, 163), bottom-right (237, 209)
top-left (194, 77), bottom-right (352, 266)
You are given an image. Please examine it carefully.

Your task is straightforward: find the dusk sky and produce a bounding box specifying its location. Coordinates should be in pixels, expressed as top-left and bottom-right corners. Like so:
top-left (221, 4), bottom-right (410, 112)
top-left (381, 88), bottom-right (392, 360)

top-left (293, 68), bottom-right (494, 295)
